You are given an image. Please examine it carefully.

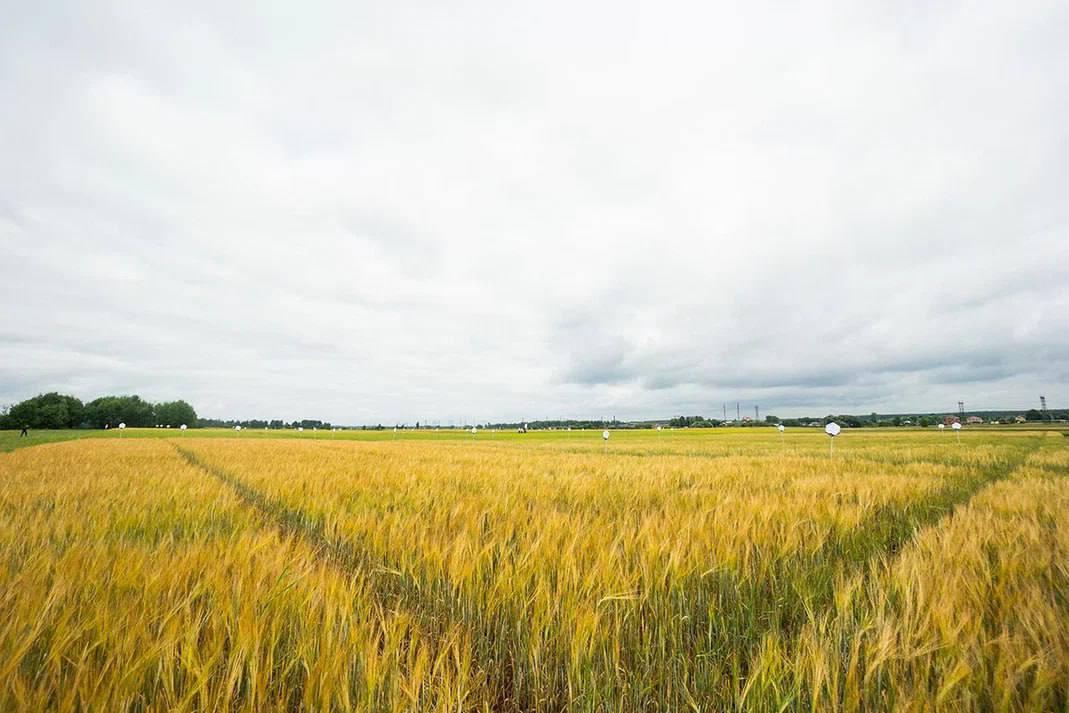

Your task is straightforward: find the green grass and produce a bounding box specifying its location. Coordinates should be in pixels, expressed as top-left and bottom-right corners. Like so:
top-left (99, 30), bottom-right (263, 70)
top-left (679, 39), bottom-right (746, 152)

top-left (3, 424), bottom-right (1062, 455)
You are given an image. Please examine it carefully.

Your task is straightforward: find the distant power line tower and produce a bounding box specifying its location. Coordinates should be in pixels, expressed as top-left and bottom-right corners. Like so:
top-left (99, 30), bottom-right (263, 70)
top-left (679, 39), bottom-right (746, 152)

top-left (1040, 395), bottom-right (1048, 421)
top-left (958, 401), bottom-right (965, 421)
top-left (755, 405), bottom-right (759, 421)
top-left (723, 403), bottom-right (727, 421)
top-left (736, 402), bottom-right (740, 421)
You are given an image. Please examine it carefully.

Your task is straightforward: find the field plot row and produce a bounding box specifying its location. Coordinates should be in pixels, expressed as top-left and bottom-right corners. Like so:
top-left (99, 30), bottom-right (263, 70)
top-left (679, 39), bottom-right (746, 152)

top-left (0, 431), bottom-right (1066, 711)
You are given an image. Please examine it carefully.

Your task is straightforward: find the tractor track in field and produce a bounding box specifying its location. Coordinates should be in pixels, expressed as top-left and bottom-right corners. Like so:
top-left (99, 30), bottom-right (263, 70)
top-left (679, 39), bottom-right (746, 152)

top-left (729, 435), bottom-right (1047, 703)
top-left (613, 435), bottom-right (1047, 708)
top-left (172, 443), bottom-right (555, 712)
top-left (766, 435), bottom-right (1053, 710)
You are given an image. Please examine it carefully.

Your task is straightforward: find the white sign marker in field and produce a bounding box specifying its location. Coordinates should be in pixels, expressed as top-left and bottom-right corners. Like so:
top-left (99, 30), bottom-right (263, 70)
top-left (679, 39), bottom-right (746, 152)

top-left (952, 420), bottom-right (962, 443)
top-left (180, 424), bottom-right (187, 431)
top-left (825, 422), bottom-right (841, 456)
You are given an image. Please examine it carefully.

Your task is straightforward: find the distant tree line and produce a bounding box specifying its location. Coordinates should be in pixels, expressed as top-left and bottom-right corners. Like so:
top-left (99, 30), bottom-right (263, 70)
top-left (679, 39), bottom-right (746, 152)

top-left (767, 410), bottom-right (1067, 428)
top-left (0, 393), bottom-right (197, 429)
top-left (772, 414), bottom-right (869, 428)
top-left (482, 418), bottom-right (653, 430)
top-left (5, 395), bottom-right (1063, 432)
top-left (668, 415), bottom-right (724, 428)
top-left (198, 418), bottom-right (333, 430)
top-left (772, 414), bottom-right (931, 428)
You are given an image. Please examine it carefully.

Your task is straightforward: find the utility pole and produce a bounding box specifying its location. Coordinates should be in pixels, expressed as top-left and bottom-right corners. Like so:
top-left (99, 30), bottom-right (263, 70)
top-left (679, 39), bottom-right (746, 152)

top-left (755, 405), bottom-right (759, 421)
top-left (736, 402), bottom-right (740, 422)
top-left (958, 401), bottom-right (965, 422)
top-left (723, 403), bottom-right (727, 421)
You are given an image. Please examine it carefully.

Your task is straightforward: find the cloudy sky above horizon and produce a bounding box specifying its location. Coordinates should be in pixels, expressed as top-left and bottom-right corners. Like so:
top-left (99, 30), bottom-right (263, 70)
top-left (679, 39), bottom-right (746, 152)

top-left (2, 1), bottom-right (1067, 423)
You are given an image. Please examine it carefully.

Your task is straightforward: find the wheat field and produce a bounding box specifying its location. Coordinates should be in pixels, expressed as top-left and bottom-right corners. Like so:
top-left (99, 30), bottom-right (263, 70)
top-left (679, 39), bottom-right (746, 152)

top-left (0, 428), bottom-right (1066, 711)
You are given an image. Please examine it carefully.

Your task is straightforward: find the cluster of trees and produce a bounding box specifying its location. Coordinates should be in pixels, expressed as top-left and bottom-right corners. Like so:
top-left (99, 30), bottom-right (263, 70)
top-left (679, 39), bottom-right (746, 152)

top-left (667, 415), bottom-right (724, 428)
top-left (771, 414), bottom-right (868, 428)
top-left (0, 393), bottom-right (197, 429)
top-left (198, 418), bottom-right (333, 430)
top-left (1023, 408), bottom-right (1068, 421)
top-left (481, 418), bottom-right (646, 430)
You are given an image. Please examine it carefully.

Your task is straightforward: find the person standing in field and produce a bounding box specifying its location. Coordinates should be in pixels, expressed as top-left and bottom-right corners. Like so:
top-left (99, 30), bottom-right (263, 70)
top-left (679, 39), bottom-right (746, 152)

top-left (19, 425), bottom-right (29, 437)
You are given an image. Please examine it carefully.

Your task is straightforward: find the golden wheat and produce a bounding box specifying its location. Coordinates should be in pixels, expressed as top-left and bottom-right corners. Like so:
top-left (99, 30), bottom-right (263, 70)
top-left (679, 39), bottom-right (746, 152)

top-left (0, 429), bottom-right (1064, 710)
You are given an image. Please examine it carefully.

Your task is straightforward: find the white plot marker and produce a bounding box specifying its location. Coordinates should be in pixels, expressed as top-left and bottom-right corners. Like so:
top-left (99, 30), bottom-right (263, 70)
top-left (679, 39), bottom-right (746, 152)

top-left (952, 420), bottom-right (962, 443)
top-left (118, 422), bottom-right (126, 438)
top-left (602, 430), bottom-right (610, 450)
top-left (824, 422), bottom-right (841, 456)
top-left (471, 425), bottom-right (478, 439)
top-left (778, 423), bottom-right (785, 444)
top-left (234, 425), bottom-right (242, 432)
top-left (938, 423), bottom-right (945, 432)
top-left (180, 424), bottom-right (187, 431)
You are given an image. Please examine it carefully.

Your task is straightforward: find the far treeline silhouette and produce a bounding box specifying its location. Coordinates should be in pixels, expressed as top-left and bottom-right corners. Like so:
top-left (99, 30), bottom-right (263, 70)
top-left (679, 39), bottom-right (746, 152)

top-left (0, 393), bottom-right (197, 430)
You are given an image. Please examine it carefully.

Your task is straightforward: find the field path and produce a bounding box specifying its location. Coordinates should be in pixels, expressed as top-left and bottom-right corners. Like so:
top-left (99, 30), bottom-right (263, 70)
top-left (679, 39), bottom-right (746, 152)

top-left (608, 435), bottom-right (1047, 708)
top-left (771, 437), bottom-right (1043, 622)
top-left (772, 438), bottom-right (1069, 712)
top-left (172, 443), bottom-right (532, 710)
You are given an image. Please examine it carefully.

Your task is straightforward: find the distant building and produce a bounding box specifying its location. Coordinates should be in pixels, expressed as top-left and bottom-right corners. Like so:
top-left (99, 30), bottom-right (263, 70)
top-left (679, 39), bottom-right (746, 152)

top-left (944, 415), bottom-right (960, 426)
top-left (1014, 415), bottom-right (1027, 423)
top-left (966, 416), bottom-right (984, 425)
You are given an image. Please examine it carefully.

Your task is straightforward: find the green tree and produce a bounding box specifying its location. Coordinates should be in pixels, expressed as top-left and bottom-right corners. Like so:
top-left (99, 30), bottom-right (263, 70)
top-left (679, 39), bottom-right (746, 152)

top-left (153, 400), bottom-right (198, 428)
top-left (85, 395), bottom-right (156, 428)
top-left (5, 393), bottom-right (84, 429)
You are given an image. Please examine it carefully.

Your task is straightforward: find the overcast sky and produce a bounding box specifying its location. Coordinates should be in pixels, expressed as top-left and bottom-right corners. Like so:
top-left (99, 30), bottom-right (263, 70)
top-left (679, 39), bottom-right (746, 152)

top-left (2, 1), bottom-right (1067, 423)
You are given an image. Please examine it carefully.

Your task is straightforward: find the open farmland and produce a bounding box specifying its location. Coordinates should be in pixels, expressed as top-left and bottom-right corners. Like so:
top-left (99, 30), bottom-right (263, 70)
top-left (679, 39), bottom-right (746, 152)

top-left (1, 428), bottom-right (1067, 711)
